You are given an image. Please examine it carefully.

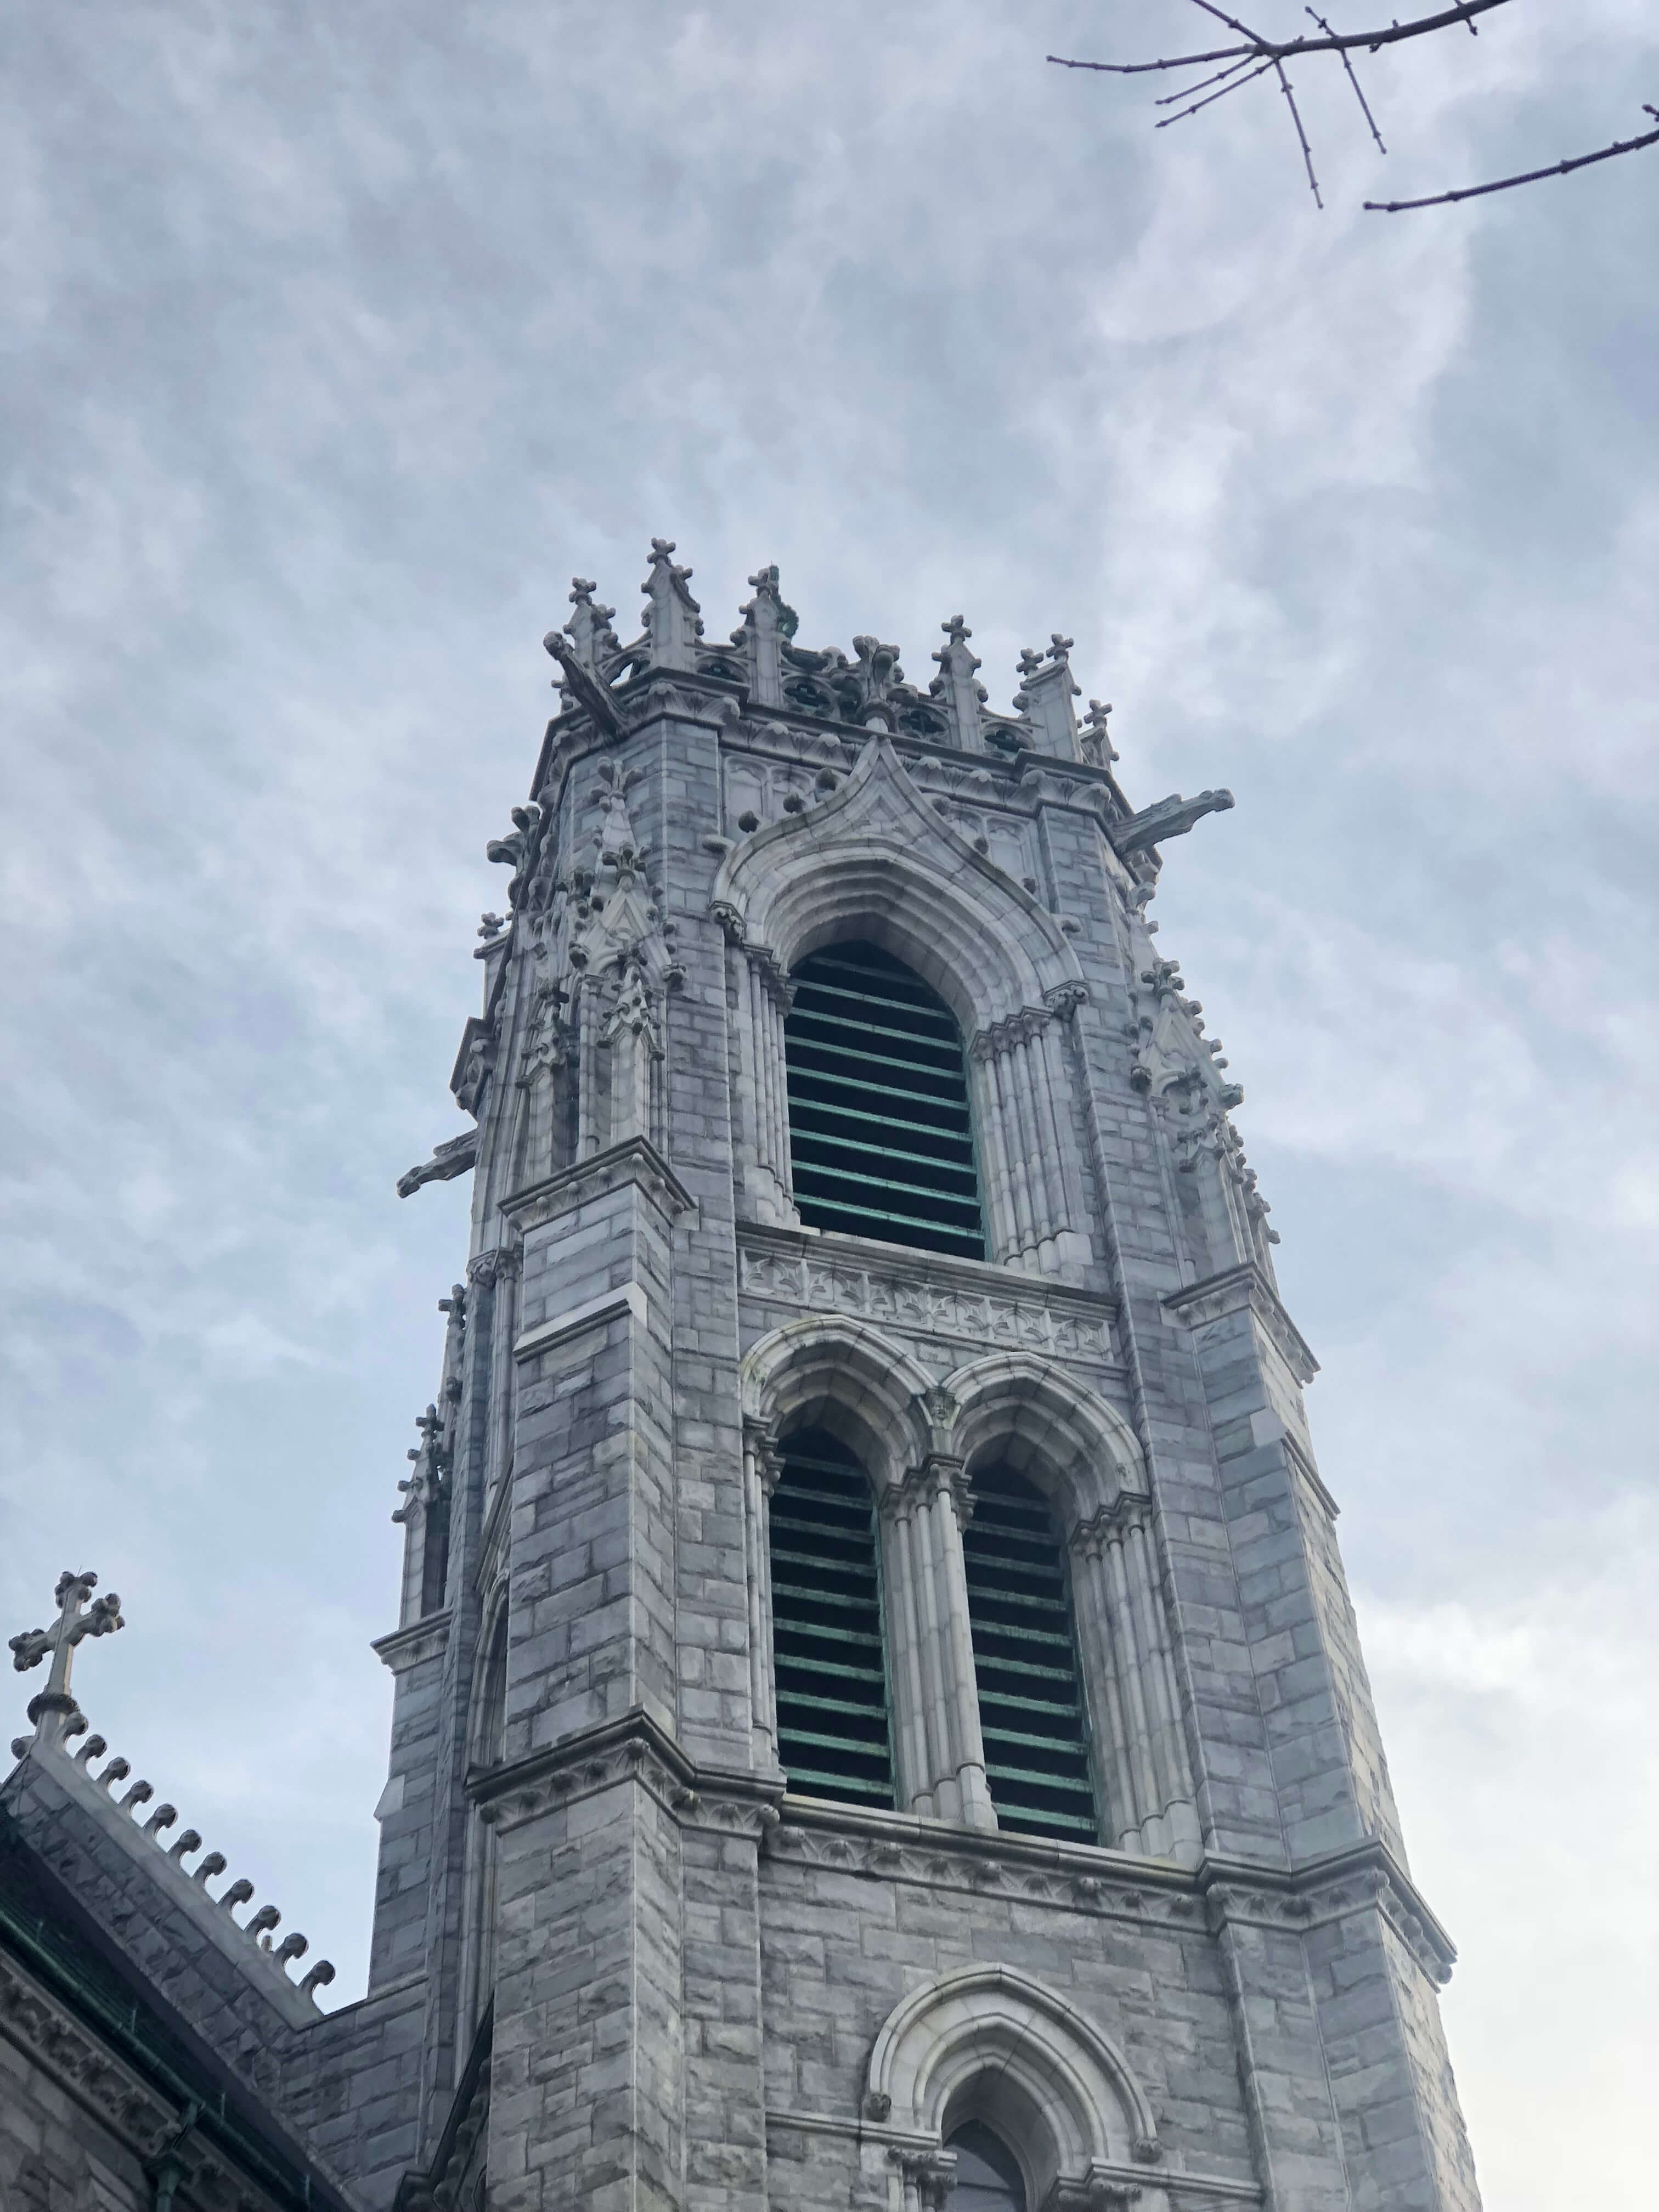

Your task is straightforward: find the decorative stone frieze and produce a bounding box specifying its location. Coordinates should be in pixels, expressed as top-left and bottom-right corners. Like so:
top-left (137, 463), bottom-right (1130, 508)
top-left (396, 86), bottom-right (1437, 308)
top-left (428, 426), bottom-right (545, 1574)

top-left (738, 1229), bottom-right (1120, 1367)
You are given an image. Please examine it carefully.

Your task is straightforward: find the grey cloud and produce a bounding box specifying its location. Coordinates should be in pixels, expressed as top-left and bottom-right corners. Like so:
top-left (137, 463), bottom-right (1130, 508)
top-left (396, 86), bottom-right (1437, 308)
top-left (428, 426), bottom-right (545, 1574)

top-left (2, 6), bottom-right (1655, 2205)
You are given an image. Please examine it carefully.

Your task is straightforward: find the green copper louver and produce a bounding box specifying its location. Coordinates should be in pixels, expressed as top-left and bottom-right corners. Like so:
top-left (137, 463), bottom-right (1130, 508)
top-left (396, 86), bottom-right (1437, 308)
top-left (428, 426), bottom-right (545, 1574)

top-left (963, 1465), bottom-right (1098, 1842)
top-left (770, 1428), bottom-right (895, 1808)
top-left (785, 940), bottom-right (985, 1260)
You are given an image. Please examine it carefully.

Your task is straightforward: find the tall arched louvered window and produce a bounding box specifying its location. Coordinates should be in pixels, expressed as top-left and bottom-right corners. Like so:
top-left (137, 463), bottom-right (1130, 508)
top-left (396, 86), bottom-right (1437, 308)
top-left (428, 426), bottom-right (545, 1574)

top-left (768, 1426), bottom-right (895, 1809)
top-left (785, 940), bottom-right (985, 1260)
top-left (961, 1466), bottom-right (1097, 1842)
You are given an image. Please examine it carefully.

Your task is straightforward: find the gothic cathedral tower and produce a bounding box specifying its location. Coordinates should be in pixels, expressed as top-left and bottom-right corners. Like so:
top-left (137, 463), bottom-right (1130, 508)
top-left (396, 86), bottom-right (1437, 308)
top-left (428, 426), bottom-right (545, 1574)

top-left (373, 545), bottom-right (1482, 2212)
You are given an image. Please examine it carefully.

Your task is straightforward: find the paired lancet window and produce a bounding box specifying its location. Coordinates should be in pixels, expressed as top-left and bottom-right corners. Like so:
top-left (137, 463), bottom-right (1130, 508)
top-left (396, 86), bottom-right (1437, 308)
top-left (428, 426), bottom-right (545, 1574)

top-left (784, 940), bottom-right (985, 1261)
top-left (766, 1429), bottom-right (1098, 1844)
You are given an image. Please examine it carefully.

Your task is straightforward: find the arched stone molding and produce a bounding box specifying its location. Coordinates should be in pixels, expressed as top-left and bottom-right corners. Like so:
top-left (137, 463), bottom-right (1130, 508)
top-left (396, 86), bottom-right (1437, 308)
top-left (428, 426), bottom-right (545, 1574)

top-left (712, 738), bottom-right (1093, 1277)
top-left (712, 737), bottom-right (1082, 1030)
top-left (939, 1355), bottom-right (1199, 1866)
top-left (940, 1352), bottom-right (1147, 1532)
top-left (740, 1314), bottom-right (935, 1490)
top-left (867, 1964), bottom-right (1168, 2212)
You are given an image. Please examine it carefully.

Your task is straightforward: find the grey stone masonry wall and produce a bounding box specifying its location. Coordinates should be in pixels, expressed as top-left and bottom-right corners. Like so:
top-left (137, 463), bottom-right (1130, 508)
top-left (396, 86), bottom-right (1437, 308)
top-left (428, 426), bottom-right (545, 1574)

top-left (483, 1736), bottom-right (687, 2212)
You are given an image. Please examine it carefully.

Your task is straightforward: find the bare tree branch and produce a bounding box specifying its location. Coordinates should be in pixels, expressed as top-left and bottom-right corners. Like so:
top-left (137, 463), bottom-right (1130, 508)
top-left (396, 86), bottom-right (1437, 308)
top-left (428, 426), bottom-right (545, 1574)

top-left (1048, 2), bottom-right (1657, 213)
top-left (1365, 106), bottom-right (1659, 210)
top-left (1274, 61), bottom-right (1323, 205)
top-left (1308, 8), bottom-right (1387, 153)
top-left (1158, 57), bottom-right (1277, 131)
top-left (1046, 1), bottom-right (1510, 82)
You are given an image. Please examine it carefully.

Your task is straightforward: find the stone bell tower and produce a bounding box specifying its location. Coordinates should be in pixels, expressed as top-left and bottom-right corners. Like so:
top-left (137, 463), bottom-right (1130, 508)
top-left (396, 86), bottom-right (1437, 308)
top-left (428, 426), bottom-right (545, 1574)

top-left (366, 542), bottom-right (1482, 2212)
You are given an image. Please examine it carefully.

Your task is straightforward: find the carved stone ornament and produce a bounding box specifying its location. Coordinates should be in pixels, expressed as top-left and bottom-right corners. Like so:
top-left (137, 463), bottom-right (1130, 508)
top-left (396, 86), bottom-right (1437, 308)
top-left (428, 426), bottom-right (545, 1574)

top-left (10, 1570), bottom-right (124, 1746)
top-left (889, 2145), bottom-right (958, 2210)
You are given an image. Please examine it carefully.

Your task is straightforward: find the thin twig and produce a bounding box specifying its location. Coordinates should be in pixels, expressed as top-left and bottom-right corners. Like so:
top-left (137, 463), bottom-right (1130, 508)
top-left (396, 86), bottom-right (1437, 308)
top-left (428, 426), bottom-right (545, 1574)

top-left (1046, 1), bottom-right (1510, 81)
top-left (1274, 60), bottom-right (1323, 205)
top-left (1185, 0), bottom-right (1266, 37)
top-left (1308, 7), bottom-right (1387, 153)
top-left (1365, 106), bottom-right (1659, 210)
top-left (1159, 56), bottom-right (1277, 128)
top-left (1153, 53), bottom-right (1262, 108)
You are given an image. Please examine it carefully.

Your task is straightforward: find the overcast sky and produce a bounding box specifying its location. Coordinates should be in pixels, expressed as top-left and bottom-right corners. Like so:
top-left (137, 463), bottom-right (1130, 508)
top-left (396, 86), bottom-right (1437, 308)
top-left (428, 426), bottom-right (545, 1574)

top-left (3, 5), bottom-right (1656, 2204)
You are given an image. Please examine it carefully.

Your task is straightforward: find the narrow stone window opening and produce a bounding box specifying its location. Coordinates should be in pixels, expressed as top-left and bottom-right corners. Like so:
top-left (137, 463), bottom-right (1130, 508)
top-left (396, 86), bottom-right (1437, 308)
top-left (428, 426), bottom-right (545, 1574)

top-left (768, 1426), bottom-right (896, 1810)
top-left (949, 2121), bottom-right (1027, 2212)
top-left (784, 939), bottom-right (985, 1260)
top-left (962, 1465), bottom-right (1097, 1843)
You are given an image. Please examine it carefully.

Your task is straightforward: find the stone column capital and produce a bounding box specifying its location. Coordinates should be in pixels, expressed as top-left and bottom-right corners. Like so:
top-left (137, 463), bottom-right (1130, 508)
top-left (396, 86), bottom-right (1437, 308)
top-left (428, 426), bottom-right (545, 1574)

top-left (743, 1415), bottom-right (784, 1495)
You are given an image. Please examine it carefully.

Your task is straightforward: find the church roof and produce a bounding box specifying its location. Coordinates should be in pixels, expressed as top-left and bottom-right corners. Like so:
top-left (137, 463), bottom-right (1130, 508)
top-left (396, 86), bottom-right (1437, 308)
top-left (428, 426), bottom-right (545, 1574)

top-left (0, 1803), bottom-right (352, 2212)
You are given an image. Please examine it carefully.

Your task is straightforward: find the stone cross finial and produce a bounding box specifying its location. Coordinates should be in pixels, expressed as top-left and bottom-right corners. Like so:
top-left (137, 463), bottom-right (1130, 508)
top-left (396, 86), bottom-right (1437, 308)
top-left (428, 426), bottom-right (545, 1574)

top-left (930, 616), bottom-right (987, 751)
top-left (1082, 698), bottom-right (1118, 765)
top-left (9, 1571), bottom-right (124, 1750)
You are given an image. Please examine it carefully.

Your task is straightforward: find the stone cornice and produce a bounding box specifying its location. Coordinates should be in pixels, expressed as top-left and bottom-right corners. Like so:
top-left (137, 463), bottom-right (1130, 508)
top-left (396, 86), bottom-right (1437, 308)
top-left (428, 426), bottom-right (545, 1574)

top-left (769, 1797), bottom-right (1199, 1925)
top-left (469, 1708), bottom-right (786, 1840)
top-left (1197, 1841), bottom-right (1458, 1985)
top-left (764, 1802), bottom-right (1457, 1985)
top-left (501, 1135), bottom-right (693, 1233)
top-left (1161, 1261), bottom-right (1318, 1386)
top-left (371, 1610), bottom-right (452, 1676)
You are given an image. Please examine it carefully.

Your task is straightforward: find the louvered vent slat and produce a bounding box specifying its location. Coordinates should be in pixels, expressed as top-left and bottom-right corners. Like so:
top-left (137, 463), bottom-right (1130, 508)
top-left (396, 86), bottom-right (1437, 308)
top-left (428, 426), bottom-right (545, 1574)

top-left (785, 941), bottom-right (986, 1260)
top-left (770, 1429), bottom-right (896, 1809)
top-left (962, 1465), bottom-right (1098, 1842)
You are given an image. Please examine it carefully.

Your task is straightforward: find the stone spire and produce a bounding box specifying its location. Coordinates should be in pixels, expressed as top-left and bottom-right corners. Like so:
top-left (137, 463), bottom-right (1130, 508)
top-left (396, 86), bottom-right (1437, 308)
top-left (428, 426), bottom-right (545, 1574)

top-left (562, 577), bottom-right (620, 675)
top-left (641, 538), bottom-right (704, 671)
top-left (9, 1569), bottom-right (124, 1749)
top-left (1014, 633), bottom-right (1083, 760)
top-left (733, 563), bottom-right (793, 707)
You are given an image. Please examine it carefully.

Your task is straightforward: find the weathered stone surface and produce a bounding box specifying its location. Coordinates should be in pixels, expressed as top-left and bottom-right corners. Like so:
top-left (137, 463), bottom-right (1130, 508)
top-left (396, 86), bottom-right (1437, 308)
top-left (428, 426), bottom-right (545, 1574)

top-left (3, 552), bottom-right (1481, 2212)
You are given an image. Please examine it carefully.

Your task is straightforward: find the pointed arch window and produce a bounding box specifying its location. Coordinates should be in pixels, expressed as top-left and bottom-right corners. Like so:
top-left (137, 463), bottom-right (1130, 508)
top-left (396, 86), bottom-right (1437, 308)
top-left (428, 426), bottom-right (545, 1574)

top-left (784, 940), bottom-right (985, 1260)
top-left (961, 1465), bottom-right (1097, 1842)
top-left (768, 1426), bottom-right (895, 1809)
